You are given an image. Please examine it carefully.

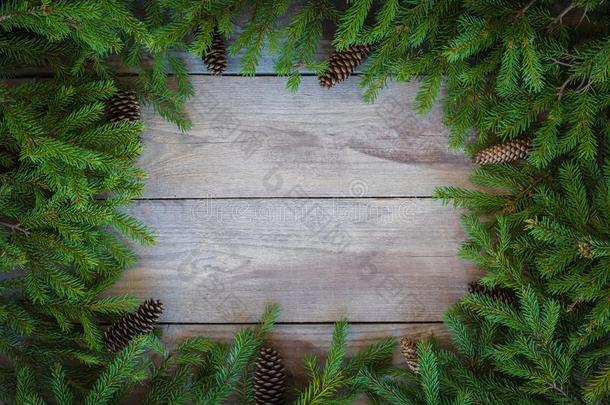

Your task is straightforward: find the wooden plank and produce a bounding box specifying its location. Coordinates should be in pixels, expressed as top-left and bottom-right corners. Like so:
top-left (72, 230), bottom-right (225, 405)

top-left (160, 322), bottom-right (450, 386)
top-left (111, 199), bottom-right (479, 323)
top-left (123, 323), bottom-right (449, 404)
top-left (140, 77), bottom-right (470, 198)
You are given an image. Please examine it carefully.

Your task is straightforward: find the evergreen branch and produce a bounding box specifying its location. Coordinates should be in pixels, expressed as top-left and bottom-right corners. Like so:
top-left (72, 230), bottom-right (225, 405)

top-left (514, 0), bottom-right (537, 19)
top-left (551, 4), bottom-right (576, 26)
top-left (548, 382), bottom-right (570, 401)
top-left (551, 58), bottom-right (573, 68)
top-left (0, 218), bottom-right (29, 236)
top-left (84, 334), bottom-right (151, 405)
top-left (294, 320), bottom-right (350, 405)
top-left (584, 366), bottom-right (610, 403)
top-left (50, 363), bottom-right (75, 405)
top-left (556, 75), bottom-right (574, 100)
top-left (194, 328), bottom-right (259, 405)
top-left (1, 1), bottom-right (610, 404)
top-left (0, 4), bottom-right (52, 24)
top-left (417, 341), bottom-right (440, 405)
top-left (359, 369), bottom-right (416, 405)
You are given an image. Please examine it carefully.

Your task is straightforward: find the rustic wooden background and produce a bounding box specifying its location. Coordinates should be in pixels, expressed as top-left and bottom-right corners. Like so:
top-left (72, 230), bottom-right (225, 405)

top-left (108, 23), bottom-right (477, 398)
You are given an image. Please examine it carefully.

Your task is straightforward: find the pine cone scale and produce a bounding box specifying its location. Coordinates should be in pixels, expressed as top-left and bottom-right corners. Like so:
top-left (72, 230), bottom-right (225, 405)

top-left (319, 44), bottom-right (373, 88)
top-left (473, 138), bottom-right (532, 165)
top-left (468, 282), bottom-right (516, 307)
top-left (106, 90), bottom-right (141, 122)
top-left (254, 347), bottom-right (286, 404)
top-left (203, 31), bottom-right (227, 75)
top-left (103, 299), bottom-right (163, 353)
top-left (400, 337), bottom-right (419, 374)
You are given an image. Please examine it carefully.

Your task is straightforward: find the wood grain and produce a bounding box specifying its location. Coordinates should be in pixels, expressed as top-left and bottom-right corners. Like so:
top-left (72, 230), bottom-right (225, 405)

top-left (112, 199), bottom-right (479, 323)
top-left (15, 2), bottom-right (475, 400)
top-left (139, 77), bottom-right (470, 198)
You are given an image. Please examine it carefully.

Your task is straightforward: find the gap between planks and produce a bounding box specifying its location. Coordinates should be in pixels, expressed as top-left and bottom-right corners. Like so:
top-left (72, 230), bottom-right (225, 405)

top-left (112, 198), bottom-right (479, 324)
top-left (155, 321), bottom-right (446, 326)
top-left (132, 196), bottom-right (438, 201)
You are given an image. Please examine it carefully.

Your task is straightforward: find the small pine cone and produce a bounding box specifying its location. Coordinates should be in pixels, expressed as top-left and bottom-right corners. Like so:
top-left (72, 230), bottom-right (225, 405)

top-left (253, 347), bottom-right (286, 405)
top-left (203, 31), bottom-right (227, 75)
top-left (468, 282), bottom-right (516, 307)
top-left (319, 44), bottom-right (373, 88)
top-left (103, 299), bottom-right (163, 353)
top-left (106, 90), bottom-right (141, 122)
top-left (473, 138), bottom-right (532, 165)
top-left (399, 337), bottom-right (419, 374)
top-left (578, 240), bottom-right (593, 258)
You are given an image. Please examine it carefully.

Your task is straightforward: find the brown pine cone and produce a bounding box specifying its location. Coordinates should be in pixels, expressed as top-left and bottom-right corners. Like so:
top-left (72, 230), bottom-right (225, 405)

top-left (399, 337), bottom-right (419, 374)
top-left (203, 31), bottom-right (227, 75)
top-left (318, 44), bottom-right (373, 88)
top-left (253, 347), bottom-right (286, 405)
top-left (468, 282), bottom-right (516, 307)
top-left (106, 90), bottom-right (141, 122)
top-left (103, 299), bottom-right (163, 353)
top-left (473, 138), bottom-right (532, 165)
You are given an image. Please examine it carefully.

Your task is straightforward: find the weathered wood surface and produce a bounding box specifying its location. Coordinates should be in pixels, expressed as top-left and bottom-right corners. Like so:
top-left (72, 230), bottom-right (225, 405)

top-left (112, 198), bottom-right (478, 323)
top-left (99, 18), bottom-right (475, 395)
top-left (139, 77), bottom-right (469, 198)
top-left (13, 2), bottom-right (474, 401)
